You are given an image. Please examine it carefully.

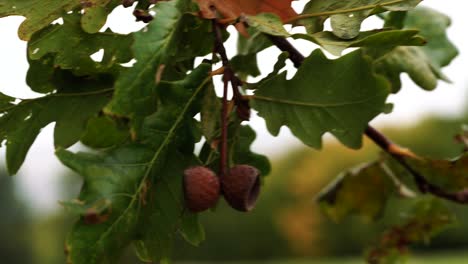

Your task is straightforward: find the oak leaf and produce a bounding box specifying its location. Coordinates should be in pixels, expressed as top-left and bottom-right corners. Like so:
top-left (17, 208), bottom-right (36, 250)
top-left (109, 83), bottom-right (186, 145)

top-left (195, 0), bottom-right (297, 35)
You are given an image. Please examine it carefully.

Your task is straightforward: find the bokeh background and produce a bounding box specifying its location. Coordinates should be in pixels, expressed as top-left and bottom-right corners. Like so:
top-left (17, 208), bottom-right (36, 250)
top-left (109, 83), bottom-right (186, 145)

top-left (1, 0), bottom-right (468, 263)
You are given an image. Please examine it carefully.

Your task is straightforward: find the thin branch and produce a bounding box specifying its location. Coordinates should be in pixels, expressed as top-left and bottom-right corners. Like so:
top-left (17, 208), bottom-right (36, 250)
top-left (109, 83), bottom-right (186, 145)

top-left (267, 34), bottom-right (468, 204)
top-left (213, 22), bottom-right (250, 120)
top-left (213, 20), bottom-right (250, 177)
top-left (220, 74), bottom-right (229, 177)
top-left (213, 20), bottom-right (230, 177)
top-left (365, 127), bottom-right (468, 203)
top-left (213, 21), bottom-right (230, 67)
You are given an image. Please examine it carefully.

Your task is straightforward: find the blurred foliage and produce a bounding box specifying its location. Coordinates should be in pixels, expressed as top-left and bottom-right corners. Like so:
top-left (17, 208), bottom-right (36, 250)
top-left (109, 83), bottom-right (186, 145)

top-left (176, 112), bottom-right (468, 260)
top-left (0, 170), bottom-right (33, 263)
top-left (0, 111), bottom-right (467, 263)
top-left (269, 114), bottom-right (468, 257)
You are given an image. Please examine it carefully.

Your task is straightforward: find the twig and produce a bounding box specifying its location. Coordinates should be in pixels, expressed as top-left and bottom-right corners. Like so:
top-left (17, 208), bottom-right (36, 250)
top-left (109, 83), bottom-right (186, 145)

top-left (220, 74), bottom-right (229, 177)
top-left (213, 19), bottom-right (253, 176)
top-left (213, 20), bottom-right (230, 177)
top-left (213, 20), bottom-right (250, 119)
top-left (267, 34), bottom-right (468, 204)
top-left (365, 127), bottom-right (468, 203)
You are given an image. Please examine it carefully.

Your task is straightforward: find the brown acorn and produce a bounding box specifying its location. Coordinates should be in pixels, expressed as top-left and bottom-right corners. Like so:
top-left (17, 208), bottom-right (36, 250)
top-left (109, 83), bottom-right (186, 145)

top-left (183, 166), bottom-right (220, 213)
top-left (221, 165), bottom-right (261, 212)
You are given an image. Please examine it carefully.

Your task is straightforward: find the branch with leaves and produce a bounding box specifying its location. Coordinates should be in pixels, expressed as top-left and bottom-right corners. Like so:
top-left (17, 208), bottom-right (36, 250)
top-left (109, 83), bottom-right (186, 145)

top-left (0, 0), bottom-right (466, 263)
top-left (267, 34), bottom-right (468, 204)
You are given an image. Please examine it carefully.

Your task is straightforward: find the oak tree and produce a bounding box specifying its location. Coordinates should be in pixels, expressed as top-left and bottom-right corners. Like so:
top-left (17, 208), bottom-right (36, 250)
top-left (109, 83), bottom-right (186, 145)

top-left (0, 0), bottom-right (466, 263)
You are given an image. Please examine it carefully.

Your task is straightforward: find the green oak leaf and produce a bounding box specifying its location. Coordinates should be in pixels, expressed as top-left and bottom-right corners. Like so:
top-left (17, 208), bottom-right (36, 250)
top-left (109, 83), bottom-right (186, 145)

top-left (231, 54), bottom-right (262, 79)
top-left (317, 161), bottom-right (396, 222)
top-left (265, 52), bottom-right (289, 79)
top-left (82, 5), bottom-right (108, 33)
top-left (81, 0), bottom-right (121, 34)
top-left (0, 79), bottom-right (111, 175)
top-left (374, 46), bottom-right (442, 92)
top-left (231, 28), bottom-right (273, 79)
top-left (26, 54), bottom-right (118, 95)
top-left (200, 81), bottom-right (221, 144)
top-left (60, 198), bottom-right (110, 216)
top-left (105, 0), bottom-right (214, 118)
top-left (28, 13), bottom-right (133, 75)
top-left (179, 213), bottom-right (205, 246)
top-left (294, 29), bottom-right (425, 56)
top-left (237, 29), bottom-right (272, 56)
top-left (383, 10), bottom-right (407, 29)
top-left (329, 12), bottom-right (365, 40)
top-left (0, 0), bottom-right (79, 40)
top-left (230, 125), bottom-right (271, 176)
top-left (135, 151), bottom-right (203, 261)
top-left (246, 52), bottom-right (289, 90)
top-left (57, 145), bottom-right (154, 264)
top-left (199, 123), bottom-right (271, 177)
top-left (244, 13), bottom-right (289, 37)
top-left (58, 147), bottom-right (202, 264)
top-left (26, 55), bottom-right (57, 94)
top-left (375, 7), bottom-right (459, 92)
top-left (0, 92), bottom-right (14, 110)
top-left (252, 49), bottom-right (390, 149)
top-left (58, 64), bottom-right (211, 264)
top-left (26, 57), bottom-right (116, 94)
top-left (0, 0), bottom-right (119, 40)
top-left (139, 64), bottom-right (211, 146)
top-left (80, 116), bottom-right (130, 149)
top-left (301, 0), bottom-right (421, 36)
top-left (405, 7), bottom-right (458, 67)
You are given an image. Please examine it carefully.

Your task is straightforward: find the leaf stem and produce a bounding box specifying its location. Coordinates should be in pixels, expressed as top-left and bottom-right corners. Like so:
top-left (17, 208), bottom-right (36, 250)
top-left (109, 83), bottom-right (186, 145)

top-left (221, 72), bottom-right (229, 177)
top-left (267, 34), bottom-right (468, 204)
top-left (213, 19), bottom-right (251, 175)
top-left (213, 20), bottom-right (230, 177)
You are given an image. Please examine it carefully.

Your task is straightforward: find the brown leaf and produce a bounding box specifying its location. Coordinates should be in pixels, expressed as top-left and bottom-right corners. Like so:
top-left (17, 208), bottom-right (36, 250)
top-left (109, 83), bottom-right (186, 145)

top-left (196, 0), bottom-right (297, 35)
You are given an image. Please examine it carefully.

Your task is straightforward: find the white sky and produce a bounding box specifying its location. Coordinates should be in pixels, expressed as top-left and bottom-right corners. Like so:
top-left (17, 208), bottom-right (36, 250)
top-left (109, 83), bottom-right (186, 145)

top-left (0, 0), bottom-right (467, 214)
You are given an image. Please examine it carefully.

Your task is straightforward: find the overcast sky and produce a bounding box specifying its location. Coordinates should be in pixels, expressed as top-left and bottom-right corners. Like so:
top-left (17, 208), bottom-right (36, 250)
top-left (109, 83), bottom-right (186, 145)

top-left (0, 0), bottom-right (467, 215)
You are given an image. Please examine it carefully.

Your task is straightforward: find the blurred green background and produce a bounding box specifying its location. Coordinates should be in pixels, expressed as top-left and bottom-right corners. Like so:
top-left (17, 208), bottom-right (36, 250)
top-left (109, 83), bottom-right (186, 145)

top-left (1, 109), bottom-right (468, 263)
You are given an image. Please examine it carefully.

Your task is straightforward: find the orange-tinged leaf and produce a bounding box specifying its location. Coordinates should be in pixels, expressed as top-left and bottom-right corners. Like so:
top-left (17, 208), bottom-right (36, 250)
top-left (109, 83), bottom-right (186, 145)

top-left (196, 0), bottom-right (297, 35)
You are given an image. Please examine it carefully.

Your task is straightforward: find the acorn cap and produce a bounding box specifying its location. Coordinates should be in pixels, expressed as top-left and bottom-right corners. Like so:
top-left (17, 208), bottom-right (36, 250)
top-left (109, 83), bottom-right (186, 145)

top-left (183, 166), bottom-right (220, 213)
top-left (222, 165), bottom-right (261, 212)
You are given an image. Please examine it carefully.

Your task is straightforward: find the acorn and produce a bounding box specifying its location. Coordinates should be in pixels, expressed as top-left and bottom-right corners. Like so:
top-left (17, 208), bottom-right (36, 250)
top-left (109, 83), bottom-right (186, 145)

top-left (183, 166), bottom-right (220, 213)
top-left (221, 165), bottom-right (261, 212)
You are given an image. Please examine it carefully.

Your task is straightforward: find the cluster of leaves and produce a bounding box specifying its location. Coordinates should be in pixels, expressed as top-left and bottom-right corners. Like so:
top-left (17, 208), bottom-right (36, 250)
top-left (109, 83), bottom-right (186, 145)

top-left (0, 0), bottom-right (465, 263)
top-left (318, 130), bottom-right (468, 261)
